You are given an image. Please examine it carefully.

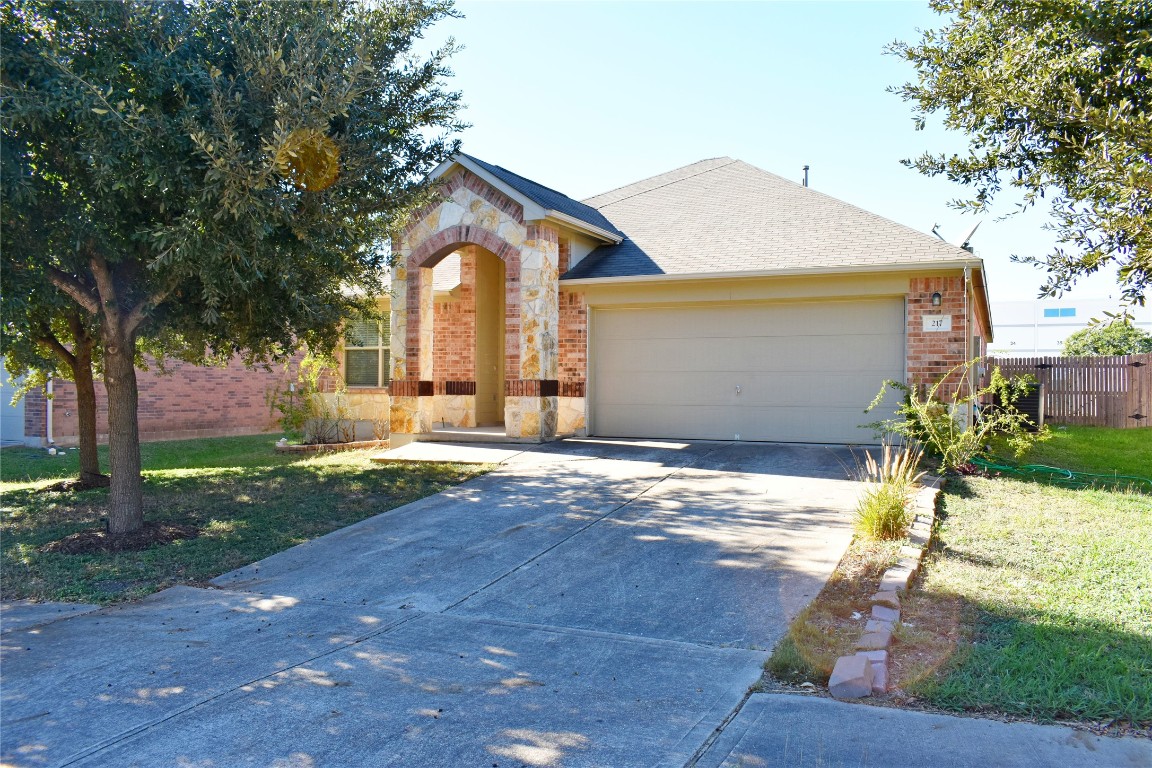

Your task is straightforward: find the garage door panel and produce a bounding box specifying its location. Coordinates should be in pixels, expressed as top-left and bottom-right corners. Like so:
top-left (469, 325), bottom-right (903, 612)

top-left (739, 372), bottom-right (894, 408)
top-left (591, 300), bottom-right (904, 444)
top-left (595, 371), bottom-right (737, 407)
top-left (593, 404), bottom-right (737, 441)
top-left (598, 336), bottom-right (902, 374)
top-left (737, 406), bottom-right (883, 443)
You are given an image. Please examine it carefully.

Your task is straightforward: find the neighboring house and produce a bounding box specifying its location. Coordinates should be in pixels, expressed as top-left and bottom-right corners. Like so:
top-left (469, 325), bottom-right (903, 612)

top-left (990, 299), bottom-right (1152, 356)
top-left (22, 357), bottom-right (295, 447)
top-left (1, 360), bottom-right (27, 445)
top-left (366, 154), bottom-right (993, 445)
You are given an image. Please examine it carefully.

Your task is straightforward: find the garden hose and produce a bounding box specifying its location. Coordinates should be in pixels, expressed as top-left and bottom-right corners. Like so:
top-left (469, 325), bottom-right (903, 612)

top-left (970, 456), bottom-right (1152, 492)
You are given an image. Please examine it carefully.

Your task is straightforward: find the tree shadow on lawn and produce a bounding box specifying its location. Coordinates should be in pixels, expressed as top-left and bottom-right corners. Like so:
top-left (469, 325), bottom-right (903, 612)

top-left (1, 461), bottom-right (485, 602)
top-left (897, 589), bottom-right (1152, 733)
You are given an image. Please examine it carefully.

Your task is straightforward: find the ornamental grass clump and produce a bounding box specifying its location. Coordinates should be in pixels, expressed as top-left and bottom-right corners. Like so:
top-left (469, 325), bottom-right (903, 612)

top-left (854, 442), bottom-right (926, 541)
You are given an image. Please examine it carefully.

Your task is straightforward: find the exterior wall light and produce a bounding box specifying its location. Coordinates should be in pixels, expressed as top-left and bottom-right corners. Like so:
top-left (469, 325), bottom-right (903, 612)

top-left (931, 292), bottom-right (942, 307)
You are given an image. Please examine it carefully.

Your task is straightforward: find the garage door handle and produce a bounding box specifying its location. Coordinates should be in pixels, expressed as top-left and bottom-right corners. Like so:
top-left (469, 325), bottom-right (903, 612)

top-left (735, 385), bottom-right (741, 394)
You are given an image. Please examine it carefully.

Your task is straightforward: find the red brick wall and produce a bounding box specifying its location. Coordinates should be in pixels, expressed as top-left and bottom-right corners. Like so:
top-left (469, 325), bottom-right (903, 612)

top-left (34, 356), bottom-right (300, 445)
top-left (906, 276), bottom-right (970, 393)
top-left (558, 238), bottom-right (571, 275)
top-left (24, 386), bottom-right (46, 440)
top-left (559, 290), bottom-right (588, 385)
top-left (434, 251), bottom-right (477, 382)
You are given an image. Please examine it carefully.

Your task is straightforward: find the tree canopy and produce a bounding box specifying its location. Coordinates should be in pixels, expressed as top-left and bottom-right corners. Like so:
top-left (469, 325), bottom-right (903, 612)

top-left (889, 0), bottom-right (1152, 304)
top-left (1, 0), bottom-right (464, 532)
top-left (1061, 317), bottom-right (1152, 355)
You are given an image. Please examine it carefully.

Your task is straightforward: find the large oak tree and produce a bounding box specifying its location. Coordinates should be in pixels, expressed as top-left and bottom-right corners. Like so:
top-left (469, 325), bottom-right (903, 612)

top-left (1, 0), bottom-right (463, 533)
top-left (890, 0), bottom-right (1152, 303)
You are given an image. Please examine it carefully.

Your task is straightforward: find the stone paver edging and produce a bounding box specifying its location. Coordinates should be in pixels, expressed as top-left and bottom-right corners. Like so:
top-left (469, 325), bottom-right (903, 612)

top-left (828, 475), bottom-right (943, 699)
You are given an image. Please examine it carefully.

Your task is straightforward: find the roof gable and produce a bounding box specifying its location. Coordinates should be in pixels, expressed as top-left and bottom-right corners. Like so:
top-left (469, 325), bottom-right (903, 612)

top-left (564, 158), bottom-right (976, 280)
top-left (445, 154), bottom-right (624, 240)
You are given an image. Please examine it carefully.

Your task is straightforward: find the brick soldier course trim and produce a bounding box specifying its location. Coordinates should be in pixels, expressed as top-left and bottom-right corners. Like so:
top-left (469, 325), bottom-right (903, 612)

top-left (505, 380), bottom-right (559, 398)
top-left (441, 381), bottom-right (477, 396)
top-left (559, 381), bottom-right (585, 398)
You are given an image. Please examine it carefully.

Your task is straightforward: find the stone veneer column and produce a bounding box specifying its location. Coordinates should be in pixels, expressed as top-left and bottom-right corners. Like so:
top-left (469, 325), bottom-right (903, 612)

top-left (389, 254), bottom-right (435, 436)
top-left (504, 223), bottom-right (559, 440)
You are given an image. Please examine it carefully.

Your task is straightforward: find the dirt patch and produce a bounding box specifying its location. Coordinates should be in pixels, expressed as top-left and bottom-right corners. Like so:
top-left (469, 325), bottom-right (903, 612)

top-left (886, 587), bottom-right (967, 698)
top-left (42, 521), bottom-right (200, 554)
top-left (764, 539), bottom-right (899, 683)
top-left (37, 475), bottom-right (112, 493)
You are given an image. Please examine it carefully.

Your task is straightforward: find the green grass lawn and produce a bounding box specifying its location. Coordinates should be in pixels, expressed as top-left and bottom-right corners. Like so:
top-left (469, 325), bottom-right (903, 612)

top-left (1, 435), bottom-right (488, 604)
top-left (905, 428), bottom-right (1152, 727)
top-left (1022, 425), bottom-right (1152, 479)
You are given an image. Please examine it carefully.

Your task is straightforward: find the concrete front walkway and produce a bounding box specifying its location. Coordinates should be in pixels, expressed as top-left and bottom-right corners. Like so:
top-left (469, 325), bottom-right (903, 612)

top-left (3, 439), bottom-right (1148, 767)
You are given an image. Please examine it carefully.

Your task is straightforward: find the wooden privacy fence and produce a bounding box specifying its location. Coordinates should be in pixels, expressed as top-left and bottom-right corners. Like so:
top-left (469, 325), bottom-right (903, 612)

top-left (986, 354), bottom-right (1152, 429)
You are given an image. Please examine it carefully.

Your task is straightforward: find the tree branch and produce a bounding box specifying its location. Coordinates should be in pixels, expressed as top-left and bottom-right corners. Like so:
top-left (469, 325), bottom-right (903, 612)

top-left (46, 266), bottom-right (100, 315)
top-left (36, 322), bottom-right (78, 370)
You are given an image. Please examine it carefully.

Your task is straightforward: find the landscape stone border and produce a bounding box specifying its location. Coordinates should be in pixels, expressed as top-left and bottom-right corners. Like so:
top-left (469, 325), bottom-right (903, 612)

top-left (828, 475), bottom-right (944, 699)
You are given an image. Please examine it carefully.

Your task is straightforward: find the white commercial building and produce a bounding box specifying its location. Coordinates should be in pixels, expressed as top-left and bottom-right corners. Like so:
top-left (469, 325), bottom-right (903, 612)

top-left (990, 298), bottom-right (1152, 356)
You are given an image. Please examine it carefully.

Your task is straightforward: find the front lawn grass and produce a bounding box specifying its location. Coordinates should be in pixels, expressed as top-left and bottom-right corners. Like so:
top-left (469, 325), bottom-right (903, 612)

top-left (899, 428), bottom-right (1152, 728)
top-left (1021, 425), bottom-right (1152, 480)
top-left (904, 477), bottom-right (1151, 727)
top-left (1, 435), bottom-right (489, 604)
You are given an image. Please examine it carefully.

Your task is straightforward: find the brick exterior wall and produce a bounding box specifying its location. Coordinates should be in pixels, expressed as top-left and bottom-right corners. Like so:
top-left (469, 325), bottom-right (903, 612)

top-left (559, 290), bottom-right (588, 386)
top-left (558, 238), bottom-right (571, 275)
top-left (906, 276), bottom-right (970, 392)
top-left (28, 356), bottom-right (299, 445)
top-left (433, 250), bottom-right (477, 382)
top-left (24, 386), bottom-right (46, 440)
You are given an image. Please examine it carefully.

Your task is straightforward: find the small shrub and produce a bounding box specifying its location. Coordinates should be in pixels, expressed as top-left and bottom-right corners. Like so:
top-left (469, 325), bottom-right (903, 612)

top-left (852, 441), bottom-right (924, 541)
top-left (267, 354), bottom-right (351, 444)
top-left (861, 441), bottom-right (926, 486)
top-left (855, 480), bottom-right (914, 540)
top-left (864, 359), bottom-right (1049, 472)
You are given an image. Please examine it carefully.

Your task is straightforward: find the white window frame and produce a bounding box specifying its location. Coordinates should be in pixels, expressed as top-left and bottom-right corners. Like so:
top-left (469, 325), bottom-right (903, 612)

top-left (344, 318), bottom-right (390, 388)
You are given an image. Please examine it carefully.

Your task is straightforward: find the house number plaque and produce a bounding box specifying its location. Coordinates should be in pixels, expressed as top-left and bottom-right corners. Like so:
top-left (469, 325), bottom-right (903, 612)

top-left (922, 314), bottom-right (952, 332)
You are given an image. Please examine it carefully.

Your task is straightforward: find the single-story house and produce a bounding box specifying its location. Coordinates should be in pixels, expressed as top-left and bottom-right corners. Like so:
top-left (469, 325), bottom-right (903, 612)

top-left (21, 154), bottom-right (992, 448)
top-left (370, 154), bottom-right (992, 445)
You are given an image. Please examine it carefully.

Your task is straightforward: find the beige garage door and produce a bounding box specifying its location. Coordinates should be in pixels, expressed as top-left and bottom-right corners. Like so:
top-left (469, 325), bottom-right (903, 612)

top-left (590, 299), bottom-right (904, 443)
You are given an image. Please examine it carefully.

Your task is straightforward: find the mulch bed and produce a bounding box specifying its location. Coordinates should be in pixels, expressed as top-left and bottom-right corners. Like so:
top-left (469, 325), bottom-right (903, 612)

top-left (41, 521), bottom-right (200, 554)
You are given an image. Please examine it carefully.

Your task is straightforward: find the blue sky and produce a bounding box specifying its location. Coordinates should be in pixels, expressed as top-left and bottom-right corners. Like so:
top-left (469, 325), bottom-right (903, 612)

top-left (429, 1), bottom-right (1123, 303)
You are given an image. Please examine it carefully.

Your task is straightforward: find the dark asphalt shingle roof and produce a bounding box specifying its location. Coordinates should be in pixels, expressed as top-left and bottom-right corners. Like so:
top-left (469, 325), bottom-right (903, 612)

top-left (460, 153), bottom-right (624, 237)
top-left (563, 158), bottom-right (973, 280)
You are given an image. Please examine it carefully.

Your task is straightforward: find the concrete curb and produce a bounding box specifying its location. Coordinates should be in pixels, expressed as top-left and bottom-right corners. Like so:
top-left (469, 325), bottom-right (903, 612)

top-left (829, 474), bottom-right (942, 700)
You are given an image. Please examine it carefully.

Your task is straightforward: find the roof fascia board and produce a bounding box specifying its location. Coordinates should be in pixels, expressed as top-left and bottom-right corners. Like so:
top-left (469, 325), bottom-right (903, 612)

top-left (537, 210), bottom-right (623, 244)
top-left (560, 259), bottom-right (985, 287)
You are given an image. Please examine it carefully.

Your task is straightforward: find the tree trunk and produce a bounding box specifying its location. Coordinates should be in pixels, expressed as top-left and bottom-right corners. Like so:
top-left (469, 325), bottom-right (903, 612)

top-left (103, 329), bottom-right (144, 534)
top-left (71, 338), bottom-right (107, 487)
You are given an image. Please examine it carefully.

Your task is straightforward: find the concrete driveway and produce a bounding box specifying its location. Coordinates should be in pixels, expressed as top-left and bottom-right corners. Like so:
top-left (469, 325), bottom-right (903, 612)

top-left (2, 439), bottom-right (861, 767)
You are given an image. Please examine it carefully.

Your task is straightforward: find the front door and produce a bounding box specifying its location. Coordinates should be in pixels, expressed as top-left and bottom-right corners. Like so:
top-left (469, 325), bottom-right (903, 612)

top-left (474, 250), bottom-right (506, 426)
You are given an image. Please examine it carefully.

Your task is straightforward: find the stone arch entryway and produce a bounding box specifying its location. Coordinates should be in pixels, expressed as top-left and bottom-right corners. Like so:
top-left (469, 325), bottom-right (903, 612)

top-left (389, 168), bottom-right (560, 441)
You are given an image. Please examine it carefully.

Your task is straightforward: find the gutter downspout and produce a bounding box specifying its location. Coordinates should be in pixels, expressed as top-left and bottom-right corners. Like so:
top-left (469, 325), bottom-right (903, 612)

top-left (963, 266), bottom-right (974, 425)
top-left (46, 378), bottom-right (54, 446)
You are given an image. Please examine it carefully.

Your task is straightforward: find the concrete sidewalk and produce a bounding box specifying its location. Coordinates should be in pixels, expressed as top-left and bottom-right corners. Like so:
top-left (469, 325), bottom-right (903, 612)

top-left (694, 694), bottom-right (1151, 768)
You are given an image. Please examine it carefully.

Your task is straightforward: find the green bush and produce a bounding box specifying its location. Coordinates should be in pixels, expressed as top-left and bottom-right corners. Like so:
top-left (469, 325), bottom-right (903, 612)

top-left (855, 480), bottom-right (914, 540)
top-left (865, 359), bottom-right (1049, 472)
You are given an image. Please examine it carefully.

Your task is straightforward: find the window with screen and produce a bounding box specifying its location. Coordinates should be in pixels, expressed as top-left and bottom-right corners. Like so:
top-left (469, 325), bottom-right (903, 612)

top-left (344, 317), bottom-right (390, 388)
